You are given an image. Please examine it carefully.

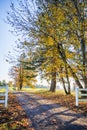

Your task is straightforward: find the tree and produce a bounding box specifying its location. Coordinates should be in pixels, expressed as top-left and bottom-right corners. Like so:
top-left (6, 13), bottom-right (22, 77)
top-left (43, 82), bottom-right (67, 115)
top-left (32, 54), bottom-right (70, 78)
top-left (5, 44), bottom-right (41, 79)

top-left (36, 0), bottom-right (87, 90)
top-left (8, 81), bottom-right (13, 87)
top-left (71, 0), bottom-right (87, 88)
top-left (7, 42), bottom-right (37, 90)
top-left (0, 80), bottom-right (7, 86)
top-left (7, 0), bottom-right (87, 94)
top-left (6, 0), bottom-right (72, 93)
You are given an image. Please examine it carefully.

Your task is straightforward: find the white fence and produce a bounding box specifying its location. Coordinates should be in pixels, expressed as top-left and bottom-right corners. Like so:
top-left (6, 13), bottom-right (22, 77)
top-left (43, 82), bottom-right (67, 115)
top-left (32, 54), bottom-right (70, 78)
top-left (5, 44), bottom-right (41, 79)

top-left (76, 87), bottom-right (87, 106)
top-left (0, 86), bottom-right (8, 107)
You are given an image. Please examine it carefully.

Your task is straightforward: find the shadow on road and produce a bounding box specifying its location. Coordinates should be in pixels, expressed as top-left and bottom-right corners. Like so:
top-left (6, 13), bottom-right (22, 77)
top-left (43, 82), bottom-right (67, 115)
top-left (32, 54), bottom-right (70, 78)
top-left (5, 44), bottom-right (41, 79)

top-left (14, 92), bottom-right (87, 130)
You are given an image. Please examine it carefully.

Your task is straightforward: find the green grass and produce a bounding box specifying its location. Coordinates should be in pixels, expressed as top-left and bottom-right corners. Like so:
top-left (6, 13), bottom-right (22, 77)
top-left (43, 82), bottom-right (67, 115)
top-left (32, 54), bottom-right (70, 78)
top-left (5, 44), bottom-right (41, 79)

top-left (8, 86), bottom-right (75, 97)
top-left (9, 86), bottom-right (16, 92)
top-left (0, 88), bottom-right (6, 93)
top-left (22, 87), bottom-right (49, 93)
top-left (21, 87), bottom-right (68, 96)
top-left (23, 88), bottom-right (76, 101)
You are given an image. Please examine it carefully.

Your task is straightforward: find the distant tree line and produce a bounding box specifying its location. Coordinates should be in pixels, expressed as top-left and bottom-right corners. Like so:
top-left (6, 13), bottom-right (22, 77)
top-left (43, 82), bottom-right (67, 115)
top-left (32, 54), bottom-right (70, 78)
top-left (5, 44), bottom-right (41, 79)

top-left (0, 80), bottom-right (7, 86)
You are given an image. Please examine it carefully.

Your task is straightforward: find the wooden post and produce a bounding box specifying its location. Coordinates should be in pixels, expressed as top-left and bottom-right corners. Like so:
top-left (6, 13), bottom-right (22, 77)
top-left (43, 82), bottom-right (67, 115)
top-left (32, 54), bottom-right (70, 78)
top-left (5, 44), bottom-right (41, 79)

top-left (76, 87), bottom-right (79, 106)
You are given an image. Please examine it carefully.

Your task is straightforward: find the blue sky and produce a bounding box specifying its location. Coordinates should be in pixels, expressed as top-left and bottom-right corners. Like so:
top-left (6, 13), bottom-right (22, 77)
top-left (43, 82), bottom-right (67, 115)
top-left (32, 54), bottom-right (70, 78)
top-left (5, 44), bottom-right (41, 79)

top-left (0, 0), bottom-right (16, 82)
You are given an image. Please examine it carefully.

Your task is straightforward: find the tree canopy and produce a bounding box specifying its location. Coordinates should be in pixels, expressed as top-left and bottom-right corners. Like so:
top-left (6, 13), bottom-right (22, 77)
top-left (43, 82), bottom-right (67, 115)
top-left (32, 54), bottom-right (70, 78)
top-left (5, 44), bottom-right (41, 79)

top-left (7, 0), bottom-right (87, 93)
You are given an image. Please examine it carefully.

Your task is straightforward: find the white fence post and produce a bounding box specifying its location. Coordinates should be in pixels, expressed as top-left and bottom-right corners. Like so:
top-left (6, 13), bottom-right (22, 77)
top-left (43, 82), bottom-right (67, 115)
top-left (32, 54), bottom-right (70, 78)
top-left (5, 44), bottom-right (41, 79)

top-left (0, 86), bottom-right (8, 107)
top-left (75, 88), bottom-right (87, 106)
top-left (76, 87), bottom-right (79, 106)
top-left (5, 86), bottom-right (8, 107)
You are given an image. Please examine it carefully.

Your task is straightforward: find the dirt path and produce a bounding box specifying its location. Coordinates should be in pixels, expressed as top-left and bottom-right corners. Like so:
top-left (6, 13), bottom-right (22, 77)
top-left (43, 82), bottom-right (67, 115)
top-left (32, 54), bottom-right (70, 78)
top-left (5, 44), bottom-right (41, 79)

top-left (14, 92), bottom-right (87, 130)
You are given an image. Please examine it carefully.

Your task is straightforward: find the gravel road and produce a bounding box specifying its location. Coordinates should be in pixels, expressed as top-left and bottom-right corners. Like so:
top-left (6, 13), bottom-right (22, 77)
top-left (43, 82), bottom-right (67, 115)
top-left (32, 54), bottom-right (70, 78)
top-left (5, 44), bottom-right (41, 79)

top-left (14, 92), bottom-right (87, 130)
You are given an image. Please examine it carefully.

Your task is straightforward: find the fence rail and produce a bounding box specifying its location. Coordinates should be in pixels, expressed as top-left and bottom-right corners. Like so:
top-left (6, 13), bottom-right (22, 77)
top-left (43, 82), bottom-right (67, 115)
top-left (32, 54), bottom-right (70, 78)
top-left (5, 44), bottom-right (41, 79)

top-left (76, 87), bottom-right (87, 106)
top-left (0, 86), bottom-right (8, 107)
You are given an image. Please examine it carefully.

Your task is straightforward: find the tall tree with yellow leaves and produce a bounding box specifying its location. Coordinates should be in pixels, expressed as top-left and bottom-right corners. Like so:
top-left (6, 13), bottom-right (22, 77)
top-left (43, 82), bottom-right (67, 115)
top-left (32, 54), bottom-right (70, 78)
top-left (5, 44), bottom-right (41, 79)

top-left (7, 0), bottom-right (87, 93)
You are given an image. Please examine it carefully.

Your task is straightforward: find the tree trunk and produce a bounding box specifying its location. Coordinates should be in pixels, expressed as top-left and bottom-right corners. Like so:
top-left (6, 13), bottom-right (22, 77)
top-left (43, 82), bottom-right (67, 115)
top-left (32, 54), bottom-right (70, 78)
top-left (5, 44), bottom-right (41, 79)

top-left (60, 67), bottom-right (71, 95)
top-left (80, 38), bottom-right (87, 88)
top-left (72, 0), bottom-right (87, 88)
top-left (57, 43), bottom-right (83, 89)
top-left (65, 63), bottom-right (71, 94)
top-left (19, 63), bottom-right (23, 90)
top-left (19, 81), bottom-right (23, 90)
top-left (61, 77), bottom-right (69, 94)
top-left (50, 72), bottom-right (56, 92)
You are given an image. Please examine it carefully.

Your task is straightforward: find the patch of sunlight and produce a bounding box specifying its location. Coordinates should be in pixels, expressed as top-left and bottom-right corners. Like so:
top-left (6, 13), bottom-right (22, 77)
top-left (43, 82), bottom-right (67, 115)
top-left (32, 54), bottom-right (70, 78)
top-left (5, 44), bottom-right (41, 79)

top-left (0, 88), bottom-right (6, 93)
top-left (22, 87), bottom-right (48, 93)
